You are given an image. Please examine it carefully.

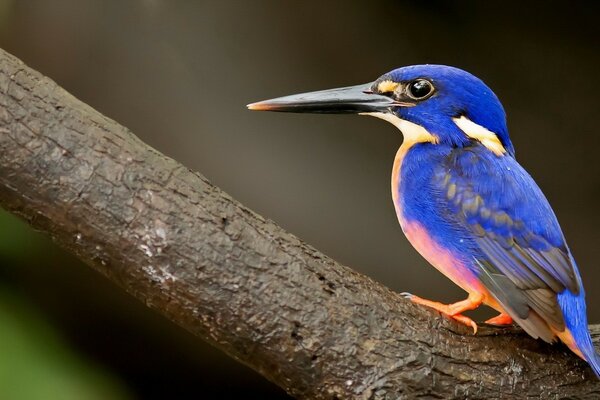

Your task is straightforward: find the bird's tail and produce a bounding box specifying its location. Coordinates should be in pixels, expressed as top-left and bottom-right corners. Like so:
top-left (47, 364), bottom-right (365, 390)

top-left (589, 353), bottom-right (600, 377)
top-left (558, 288), bottom-right (600, 378)
top-left (580, 329), bottom-right (600, 377)
top-left (577, 332), bottom-right (600, 378)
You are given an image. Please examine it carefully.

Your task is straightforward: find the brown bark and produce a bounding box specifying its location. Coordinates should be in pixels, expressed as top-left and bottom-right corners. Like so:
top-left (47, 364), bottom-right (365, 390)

top-left (0, 48), bottom-right (598, 399)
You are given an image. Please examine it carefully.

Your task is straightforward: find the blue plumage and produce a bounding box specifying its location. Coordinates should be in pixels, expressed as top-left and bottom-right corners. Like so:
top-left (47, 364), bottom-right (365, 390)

top-left (248, 63), bottom-right (600, 377)
top-left (389, 65), bottom-right (515, 155)
top-left (400, 142), bottom-right (577, 330)
top-left (393, 65), bottom-right (599, 375)
top-left (559, 285), bottom-right (600, 375)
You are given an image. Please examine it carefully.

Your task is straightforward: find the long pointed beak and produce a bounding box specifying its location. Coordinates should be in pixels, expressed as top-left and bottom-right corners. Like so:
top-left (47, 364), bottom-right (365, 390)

top-left (247, 82), bottom-right (402, 114)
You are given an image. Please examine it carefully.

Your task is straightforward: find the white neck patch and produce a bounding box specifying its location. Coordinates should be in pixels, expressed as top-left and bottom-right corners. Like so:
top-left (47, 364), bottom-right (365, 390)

top-left (360, 112), bottom-right (438, 146)
top-left (452, 116), bottom-right (506, 156)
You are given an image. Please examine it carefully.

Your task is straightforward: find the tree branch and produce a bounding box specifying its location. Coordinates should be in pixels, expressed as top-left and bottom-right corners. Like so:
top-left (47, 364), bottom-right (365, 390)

top-left (0, 48), bottom-right (598, 399)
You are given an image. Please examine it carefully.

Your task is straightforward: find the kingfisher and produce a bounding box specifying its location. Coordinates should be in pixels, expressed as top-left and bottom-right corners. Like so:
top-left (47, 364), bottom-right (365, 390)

top-left (247, 65), bottom-right (599, 376)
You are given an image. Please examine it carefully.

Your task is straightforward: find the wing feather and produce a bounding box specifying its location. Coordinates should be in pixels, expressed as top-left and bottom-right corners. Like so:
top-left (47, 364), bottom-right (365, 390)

top-left (435, 145), bottom-right (579, 339)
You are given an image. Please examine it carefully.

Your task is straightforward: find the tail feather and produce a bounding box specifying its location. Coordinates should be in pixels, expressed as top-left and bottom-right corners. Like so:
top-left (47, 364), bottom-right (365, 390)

top-left (557, 288), bottom-right (599, 378)
top-left (589, 353), bottom-right (600, 377)
top-left (580, 333), bottom-right (600, 377)
top-left (578, 340), bottom-right (600, 378)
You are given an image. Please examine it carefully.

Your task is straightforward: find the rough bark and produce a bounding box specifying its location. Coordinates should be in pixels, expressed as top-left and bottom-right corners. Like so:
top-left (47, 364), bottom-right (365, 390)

top-left (0, 48), bottom-right (598, 399)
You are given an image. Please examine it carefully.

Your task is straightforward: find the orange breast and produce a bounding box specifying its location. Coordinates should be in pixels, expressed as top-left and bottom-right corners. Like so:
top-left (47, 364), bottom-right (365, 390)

top-left (391, 144), bottom-right (500, 309)
top-left (402, 219), bottom-right (484, 295)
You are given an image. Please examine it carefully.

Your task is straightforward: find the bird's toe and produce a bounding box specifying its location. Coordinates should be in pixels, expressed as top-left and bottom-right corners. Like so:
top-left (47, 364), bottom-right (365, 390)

top-left (452, 314), bottom-right (478, 334)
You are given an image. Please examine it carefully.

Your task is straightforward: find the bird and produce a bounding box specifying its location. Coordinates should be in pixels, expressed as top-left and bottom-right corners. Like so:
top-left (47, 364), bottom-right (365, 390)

top-left (247, 65), bottom-right (600, 377)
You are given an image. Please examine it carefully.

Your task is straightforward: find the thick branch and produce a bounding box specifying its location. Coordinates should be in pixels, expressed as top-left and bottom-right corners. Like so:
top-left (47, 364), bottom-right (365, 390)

top-left (0, 48), bottom-right (598, 399)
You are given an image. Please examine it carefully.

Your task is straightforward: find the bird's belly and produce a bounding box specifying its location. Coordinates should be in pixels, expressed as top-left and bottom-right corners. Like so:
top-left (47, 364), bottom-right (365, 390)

top-left (400, 218), bottom-right (483, 293)
top-left (394, 198), bottom-right (503, 310)
top-left (392, 145), bottom-right (498, 307)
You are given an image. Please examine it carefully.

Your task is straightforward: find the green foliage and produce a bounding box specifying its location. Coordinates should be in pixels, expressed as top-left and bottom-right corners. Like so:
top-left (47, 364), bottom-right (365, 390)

top-left (0, 210), bottom-right (50, 261)
top-left (0, 210), bottom-right (131, 399)
top-left (0, 290), bottom-right (130, 400)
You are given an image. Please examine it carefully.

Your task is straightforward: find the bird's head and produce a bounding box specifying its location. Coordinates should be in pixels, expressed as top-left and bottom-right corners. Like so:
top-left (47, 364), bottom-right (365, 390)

top-left (248, 65), bottom-right (514, 156)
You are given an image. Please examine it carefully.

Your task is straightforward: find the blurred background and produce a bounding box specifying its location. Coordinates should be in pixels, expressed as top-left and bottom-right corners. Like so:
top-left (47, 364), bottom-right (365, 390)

top-left (0, 0), bottom-right (598, 398)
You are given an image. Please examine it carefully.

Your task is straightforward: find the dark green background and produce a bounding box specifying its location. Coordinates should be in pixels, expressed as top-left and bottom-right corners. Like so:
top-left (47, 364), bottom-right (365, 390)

top-left (0, 1), bottom-right (597, 398)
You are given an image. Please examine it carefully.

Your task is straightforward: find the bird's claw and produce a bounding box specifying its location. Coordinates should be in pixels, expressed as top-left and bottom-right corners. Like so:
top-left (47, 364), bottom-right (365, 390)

top-left (401, 293), bottom-right (481, 334)
top-left (450, 314), bottom-right (478, 334)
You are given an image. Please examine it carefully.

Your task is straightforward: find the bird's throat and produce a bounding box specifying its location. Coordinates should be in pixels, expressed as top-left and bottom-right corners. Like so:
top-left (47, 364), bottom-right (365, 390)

top-left (360, 112), bottom-right (439, 146)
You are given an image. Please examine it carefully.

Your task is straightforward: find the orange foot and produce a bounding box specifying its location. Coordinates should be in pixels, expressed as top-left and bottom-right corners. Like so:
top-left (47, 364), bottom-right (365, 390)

top-left (401, 292), bottom-right (483, 334)
top-left (485, 313), bottom-right (513, 326)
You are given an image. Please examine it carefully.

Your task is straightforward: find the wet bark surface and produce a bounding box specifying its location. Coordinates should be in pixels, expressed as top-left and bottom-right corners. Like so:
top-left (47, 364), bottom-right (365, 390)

top-left (0, 48), bottom-right (598, 399)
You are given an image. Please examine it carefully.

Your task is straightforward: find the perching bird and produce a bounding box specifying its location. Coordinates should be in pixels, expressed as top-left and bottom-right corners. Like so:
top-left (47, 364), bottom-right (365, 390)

top-left (247, 65), bottom-right (599, 376)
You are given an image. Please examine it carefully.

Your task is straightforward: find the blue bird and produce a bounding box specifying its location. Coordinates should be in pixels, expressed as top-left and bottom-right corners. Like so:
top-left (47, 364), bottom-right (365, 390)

top-left (248, 65), bottom-right (600, 376)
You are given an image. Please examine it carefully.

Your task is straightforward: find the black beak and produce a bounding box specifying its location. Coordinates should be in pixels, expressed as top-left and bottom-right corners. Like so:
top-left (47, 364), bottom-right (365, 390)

top-left (247, 82), bottom-right (404, 114)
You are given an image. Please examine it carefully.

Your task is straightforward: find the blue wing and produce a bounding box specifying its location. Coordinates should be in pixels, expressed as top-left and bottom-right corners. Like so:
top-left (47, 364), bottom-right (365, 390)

top-left (433, 144), bottom-right (579, 341)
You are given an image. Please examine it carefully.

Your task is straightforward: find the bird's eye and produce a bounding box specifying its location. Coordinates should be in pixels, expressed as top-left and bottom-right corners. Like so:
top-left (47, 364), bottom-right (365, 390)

top-left (407, 79), bottom-right (434, 100)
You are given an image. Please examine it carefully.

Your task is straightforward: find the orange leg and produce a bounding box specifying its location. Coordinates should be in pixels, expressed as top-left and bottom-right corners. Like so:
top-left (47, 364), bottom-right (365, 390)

top-left (402, 292), bottom-right (483, 334)
top-left (485, 313), bottom-right (513, 326)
